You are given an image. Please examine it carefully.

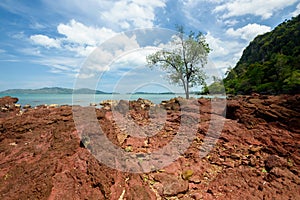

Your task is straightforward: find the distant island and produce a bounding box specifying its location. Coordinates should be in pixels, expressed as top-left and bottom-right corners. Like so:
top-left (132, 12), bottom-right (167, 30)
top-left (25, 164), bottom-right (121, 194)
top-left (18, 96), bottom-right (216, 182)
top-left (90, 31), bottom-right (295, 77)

top-left (130, 92), bottom-right (176, 95)
top-left (0, 87), bottom-right (182, 95)
top-left (0, 87), bottom-right (116, 94)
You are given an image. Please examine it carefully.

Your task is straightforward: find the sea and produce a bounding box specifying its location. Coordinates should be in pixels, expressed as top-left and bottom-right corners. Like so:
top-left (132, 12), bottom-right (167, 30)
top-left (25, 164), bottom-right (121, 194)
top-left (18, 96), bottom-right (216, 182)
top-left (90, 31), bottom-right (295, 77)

top-left (0, 93), bottom-right (218, 107)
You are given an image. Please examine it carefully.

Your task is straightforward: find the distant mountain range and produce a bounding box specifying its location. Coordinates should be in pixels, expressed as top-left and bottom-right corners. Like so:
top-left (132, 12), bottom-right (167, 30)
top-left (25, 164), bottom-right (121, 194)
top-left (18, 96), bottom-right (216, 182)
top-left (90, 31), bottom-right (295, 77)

top-left (0, 87), bottom-right (181, 95)
top-left (131, 92), bottom-right (176, 95)
top-left (0, 87), bottom-right (113, 94)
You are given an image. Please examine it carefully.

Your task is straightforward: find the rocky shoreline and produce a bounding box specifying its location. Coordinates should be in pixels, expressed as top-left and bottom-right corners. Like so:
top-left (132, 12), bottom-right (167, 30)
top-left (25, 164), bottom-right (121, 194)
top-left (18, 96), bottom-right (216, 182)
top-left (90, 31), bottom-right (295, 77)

top-left (0, 94), bottom-right (299, 199)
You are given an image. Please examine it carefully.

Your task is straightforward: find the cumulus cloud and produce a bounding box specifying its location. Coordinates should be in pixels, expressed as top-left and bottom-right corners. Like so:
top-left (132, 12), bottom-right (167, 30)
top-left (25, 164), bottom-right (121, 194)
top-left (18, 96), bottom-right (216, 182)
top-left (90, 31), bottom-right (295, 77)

top-left (205, 32), bottom-right (244, 69)
top-left (206, 32), bottom-right (243, 58)
top-left (101, 0), bottom-right (166, 29)
top-left (213, 0), bottom-right (299, 19)
top-left (226, 23), bottom-right (271, 41)
top-left (30, 19), bottom-right (119, 57)
top-left (76, 33), bottom-right (144, 79)
top-left (57, 19), bottom-right (116, 46)
top-left (30, 34), bottom-right (60, 48)
top-left (114, 47), bottom-right (157, 69)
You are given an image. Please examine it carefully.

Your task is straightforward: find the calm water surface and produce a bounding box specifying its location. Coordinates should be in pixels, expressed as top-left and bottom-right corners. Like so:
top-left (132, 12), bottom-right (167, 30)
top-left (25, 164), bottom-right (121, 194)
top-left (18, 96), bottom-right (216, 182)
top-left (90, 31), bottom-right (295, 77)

top-left (0, 93), bottom-right (219, 107)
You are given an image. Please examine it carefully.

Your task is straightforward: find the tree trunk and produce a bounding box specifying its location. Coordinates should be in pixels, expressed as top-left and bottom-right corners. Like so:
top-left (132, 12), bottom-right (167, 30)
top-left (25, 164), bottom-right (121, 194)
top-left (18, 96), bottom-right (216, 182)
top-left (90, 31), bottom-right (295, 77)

top-left (181, 78), bottom-right (189, 99)
top-left (185, 82), bottom-right (189, 99)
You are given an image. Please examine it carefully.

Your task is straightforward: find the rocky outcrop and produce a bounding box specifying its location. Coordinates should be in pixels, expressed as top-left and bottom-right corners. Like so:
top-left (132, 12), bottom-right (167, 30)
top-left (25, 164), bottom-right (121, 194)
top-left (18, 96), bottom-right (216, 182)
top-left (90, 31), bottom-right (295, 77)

top-left (0, 95), bottom-right (299, 199)
top-left (225, 94), bottom-right (300, 132)
top-left (0, 96), bottom-right (20, 118)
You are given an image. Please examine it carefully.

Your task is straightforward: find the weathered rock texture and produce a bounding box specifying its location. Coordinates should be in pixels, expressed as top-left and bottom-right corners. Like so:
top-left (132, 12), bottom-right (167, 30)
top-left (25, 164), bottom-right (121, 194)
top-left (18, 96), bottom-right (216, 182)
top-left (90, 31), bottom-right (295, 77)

top-left (0, 94), bottom-right (299, 199)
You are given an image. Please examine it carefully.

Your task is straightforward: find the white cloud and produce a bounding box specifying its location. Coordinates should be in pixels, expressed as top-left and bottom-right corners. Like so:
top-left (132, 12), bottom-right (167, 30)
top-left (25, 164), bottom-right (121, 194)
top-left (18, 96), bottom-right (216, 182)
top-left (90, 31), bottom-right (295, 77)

top-left (30, 35), bottom-right (61, 48)
top-left (30, 19), bottom-right (118, 57)
top-left (40, 0), bottom-right (165, 30)
top-left (0, 49), bottom-right (5, 53)
top-left (224, 19), bottom-right (239, 26)
top-left (206, 32), bottom-right (230, 57)
top-left (292, 3), bottom-right (300, 17)
top-left (214, 0), bottom-right (299, 19)
top-left (64, 45), bottom-right (96, 57)
top-left (226, 23), bottom-right (271, 41)
top-left (76, 73), bottom-right (95, 79)
top-left (32, 56), bottom-right (82, 72)
top-left (28, 19), bottom-right (165, 81)
top-left (29, 22), bottom-right (46, 29)
top-left (18, 48), bottom-right (41, 56)
top-left (206, 32), bottom-right (243, 58)
top-left (204, 30), bottom-right (270, 78)
top-left (76, 33), bottom-right (144, 79)
top-left (204, 23), bottom-right (271, 73)
top-left (101, 0), bottom-right (166, 29)
top-left (114, 47), bottom-right (157, 68)
top-left (57, 19), bottom-right (116, 46)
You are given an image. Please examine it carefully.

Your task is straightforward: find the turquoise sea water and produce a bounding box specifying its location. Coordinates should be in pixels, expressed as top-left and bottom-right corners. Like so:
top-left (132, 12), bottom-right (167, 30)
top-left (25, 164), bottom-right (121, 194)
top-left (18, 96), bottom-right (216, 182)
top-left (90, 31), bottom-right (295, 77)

top-left (0, 93), bottom-right (215, 107)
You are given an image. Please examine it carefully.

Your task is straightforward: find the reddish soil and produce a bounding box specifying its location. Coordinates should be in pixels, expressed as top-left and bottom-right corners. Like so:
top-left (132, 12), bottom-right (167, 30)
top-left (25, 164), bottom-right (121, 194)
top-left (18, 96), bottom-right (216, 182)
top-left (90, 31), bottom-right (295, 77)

top-left (0, 94), bottom-right (299, 199)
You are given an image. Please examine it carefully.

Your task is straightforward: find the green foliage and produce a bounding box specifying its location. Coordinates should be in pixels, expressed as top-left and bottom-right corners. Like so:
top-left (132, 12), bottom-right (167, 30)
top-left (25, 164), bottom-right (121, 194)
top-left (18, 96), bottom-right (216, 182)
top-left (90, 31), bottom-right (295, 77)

top-left (262, 168), bottom-right (268, 173)
top-left (147, 25), bottom-right (210, 98)
top-left (224, 15), bottom-right (300, 94)
top-left (200, 83), bottom-right (209, 95)
top-left (202, 76), bottom-right (225, 94)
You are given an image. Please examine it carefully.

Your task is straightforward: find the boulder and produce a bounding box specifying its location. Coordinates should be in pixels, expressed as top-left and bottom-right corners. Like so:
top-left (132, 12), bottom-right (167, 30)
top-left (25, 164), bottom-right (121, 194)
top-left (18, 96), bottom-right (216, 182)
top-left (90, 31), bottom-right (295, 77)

top-left (137, 98), bottom-right (155, 107)
top-left (264, 155), bottom-right (283, 171)
top-left (100, 100), bottom-right (118, 107)
top-left (15, 104), bottom-right (21, 108)
top-left (48, 104), bottom-right (59, 108)
top-left (0, 96), bottom-right (18, 107)
top-left (153, 173), bottom-right (189, 196)
top-left (89, 103), bottom-right (98, 106)
top-left (224, 100), bottom-right (241, 120)
top-left (114, 100), bottom-right (129, 114)
top-left (23, 104), bottom-right (31, 109)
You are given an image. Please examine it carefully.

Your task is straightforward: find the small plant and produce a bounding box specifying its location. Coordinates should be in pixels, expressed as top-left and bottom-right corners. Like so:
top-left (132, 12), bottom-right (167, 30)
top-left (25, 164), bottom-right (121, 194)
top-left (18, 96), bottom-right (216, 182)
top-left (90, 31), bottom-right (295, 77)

top-left (287, 158), bottom-right (294, 167)
top-left (182, 169), bottom-right (194, 180)
top-left (261, 168), bottom-right (268, 173)
top-left (124, 146), bottom-right (133, 152)
top-left (4, 174), bottom-right (11, 180)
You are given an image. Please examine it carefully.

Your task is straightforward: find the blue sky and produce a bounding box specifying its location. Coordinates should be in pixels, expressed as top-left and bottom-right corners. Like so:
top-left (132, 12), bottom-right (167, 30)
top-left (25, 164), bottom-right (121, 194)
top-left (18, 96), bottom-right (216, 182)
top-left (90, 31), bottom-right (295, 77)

top-left (0, 0), bottom-right (299, 93)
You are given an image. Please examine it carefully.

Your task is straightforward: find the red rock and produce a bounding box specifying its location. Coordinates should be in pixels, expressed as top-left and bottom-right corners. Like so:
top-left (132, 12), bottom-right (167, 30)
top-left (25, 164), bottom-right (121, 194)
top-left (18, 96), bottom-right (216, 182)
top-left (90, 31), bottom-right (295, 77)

top-left (264, 155), bottom-right (283, 171)
top-left (153, 173), bottom-right (189, 196)
top-left (0, 95), bottom-right (299, 199)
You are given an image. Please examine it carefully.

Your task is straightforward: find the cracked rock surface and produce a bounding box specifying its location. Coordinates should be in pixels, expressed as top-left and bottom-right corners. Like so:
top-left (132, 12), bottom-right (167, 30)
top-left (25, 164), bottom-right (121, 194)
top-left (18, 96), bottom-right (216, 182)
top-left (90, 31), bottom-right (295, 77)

top-left (0, 95), bottom-right (299, 199)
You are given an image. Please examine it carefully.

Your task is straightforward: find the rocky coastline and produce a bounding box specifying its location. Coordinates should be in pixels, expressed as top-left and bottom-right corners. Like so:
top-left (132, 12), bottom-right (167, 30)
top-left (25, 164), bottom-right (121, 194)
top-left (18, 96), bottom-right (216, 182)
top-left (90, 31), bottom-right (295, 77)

top-left (0, 94), bottom-right (299, 199)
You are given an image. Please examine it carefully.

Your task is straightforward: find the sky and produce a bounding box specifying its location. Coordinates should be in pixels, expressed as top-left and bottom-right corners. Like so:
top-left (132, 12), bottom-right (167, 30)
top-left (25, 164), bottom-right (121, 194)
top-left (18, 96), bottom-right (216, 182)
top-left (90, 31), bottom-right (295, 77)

top-left (0, 0), bottom-right (299, 93)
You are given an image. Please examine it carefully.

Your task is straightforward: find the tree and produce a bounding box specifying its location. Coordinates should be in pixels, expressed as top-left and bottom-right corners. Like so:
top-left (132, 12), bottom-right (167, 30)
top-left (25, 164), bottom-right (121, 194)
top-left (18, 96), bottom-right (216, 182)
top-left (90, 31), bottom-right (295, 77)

top-left (202, 76), bottom-right (225, 95)
top-left (146, 26), bottom-right (211, 99)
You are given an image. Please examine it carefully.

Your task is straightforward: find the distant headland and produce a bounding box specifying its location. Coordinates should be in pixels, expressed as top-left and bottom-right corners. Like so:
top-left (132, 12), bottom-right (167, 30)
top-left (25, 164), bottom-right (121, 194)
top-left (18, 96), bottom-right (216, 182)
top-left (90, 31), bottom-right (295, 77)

top-left (0, 87), bottom-right (186, 95)
top-left (0, 87), bottom-right (116, 94)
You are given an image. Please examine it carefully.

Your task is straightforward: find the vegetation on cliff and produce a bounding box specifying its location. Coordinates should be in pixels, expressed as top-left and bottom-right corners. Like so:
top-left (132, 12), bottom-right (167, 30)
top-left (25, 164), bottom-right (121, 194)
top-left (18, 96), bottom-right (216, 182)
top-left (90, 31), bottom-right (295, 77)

top-left (224, 15), bottom-right (300, 94)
